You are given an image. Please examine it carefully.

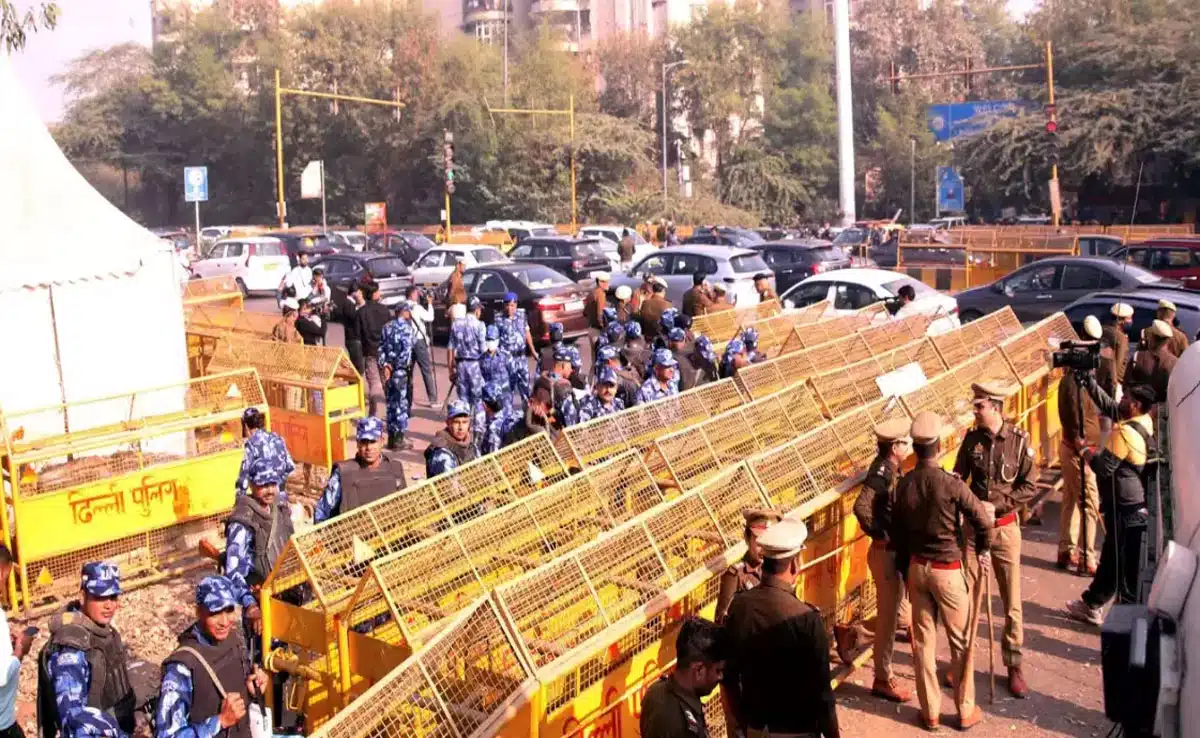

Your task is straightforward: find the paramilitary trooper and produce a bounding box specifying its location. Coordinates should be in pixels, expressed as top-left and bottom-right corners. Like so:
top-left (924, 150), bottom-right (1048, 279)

top-left (577, 367), bottom-right (625, 423)
top-left (449, 297), bottom-right (487, 406)
top-left (853, 417), bottom-right (913, 704)
top-left (425, 401), bottom-right (479, 478)
top-left (494, 292), bottom-right (537, 407)
top-left (480, 325), bottom-right (512, 411)
top-left (954, 381), bottom-right (1037, 699)
top-left (636, 349), bottom-right (680, 404)
top-left (639, 618), bottom-right (726, 738)
top-left (379, 300), bottom-right (416, 451)
top-left (234, 408), bottom-right (294, 498)
top-left (714, 508), bottom-right (782, 624)
top-left (314, 417), bottom-right (407, 523)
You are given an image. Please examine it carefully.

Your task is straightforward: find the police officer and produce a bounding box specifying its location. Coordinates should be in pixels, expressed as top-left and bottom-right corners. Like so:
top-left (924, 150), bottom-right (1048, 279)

top-left (954, 381), bottom-right (1036, 698)
top-left (1099, 302), bottom-right (1133, 397)
top-left (640, 618), bottom-right (726, 738)
top-left (708, 284), bottom-right (734, 312)
top-left (622, 322), bottom-right (649, 379)
top-left (547, 348), bottom-right (581, 427)
top-left (39, 563), bottom-right (135, 738)
top-left (594, 321), bottom-right (625, 376)
top-left (1128, 319), bottom-right (1177, 401)
top-left (753, 273), bottom-right (776, 302)
top-left (577, 367), bottom-right (625, 423)
top-left (682, 273), bottom-right (713, 317)
top-left (426, 401), bottom-right (479, 478)
top-left (721, 338), bottom-right (748, 379)
top-left (155, 576), bottom-right (268, 738)
top-left (585, 272), bottom-right (609, 330)
top-left (1152, 299), bottom-right (1189, 357)
top-left (234, 408), bottom-right (294, 498)
top-left (379, 301), bottom-right (416, 451)
top-left (890, 411), bottom-right (994, 732)
top-left (449, 297), bottom-right (487, 406)
top-left (714, 508), bottom-right (781, 623)
top-left (742, 328), bottom-right (766, 364)
top-left (723, 518), bottom-right (840, 738)
top-left (494, 292), bottom-right (537, 407)
top-left (595, 345), bottom-right (640, 408)
top-left (1058, 316), bottom-right (1103, 575)
top-left (853, 417), bottom-right (913, 703)
top-left (224, 460), bottom-right (294, 665)
top-left (479, 382), bottom-right (521, 456)
top-left (59, 709), bottom-right (122, 738)
top-left (637, 349), bottom-right (679, 404)
top-left (613, 285), bottom-right (635, 324)
top-left (314, 417), bottom-right (407, 522)
top-left (639, 280), bottom-right (673, 341)
top-left (480, 325), bottom-right (512, 411)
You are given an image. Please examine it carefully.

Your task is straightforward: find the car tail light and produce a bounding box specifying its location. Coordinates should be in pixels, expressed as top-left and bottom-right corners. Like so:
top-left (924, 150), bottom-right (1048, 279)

top-left (813, 262), bottom-right (826, 274)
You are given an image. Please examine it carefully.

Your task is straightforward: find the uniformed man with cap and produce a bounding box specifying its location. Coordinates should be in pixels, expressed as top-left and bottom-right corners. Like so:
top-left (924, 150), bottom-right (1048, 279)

top-left (449, 297), bottom-right (487, 406)
top-left (577, 367), bottom-right (625, 423)
top-left (1128, 319), bottom-right (1178, 401)
top-left (853, 417), bottom-right (913, 704)
top-left (753, 273), bottom-right (776, 303)
top-left (723, 518), bottom-right (841, 738)
top-left (480, 325), bottom-right (512, 411)
top-left (954, 380), bottom-right (1036, 698)
top-left (224, 459), bottom-right (294, 665)
top-left (1152, 299), bottom-right (1189, 357)
top-left (479, 382), bottom-right (521, 456)
top-left (708, 284), bottom-right (734, 312)
top-left (38, 563), bottom-right (136, 738)
top-left (538, 323), bottom-right (583, 384)
top-left (622, 322), bottom-right (650, 379)
top-left (596, 344), bottom-right (641, 407)
top-left (890, 411), bottom-right (995, 731)
top-left (546, 347), bottom-right (582, 427)
top-left (314, 417), bottom-right (407, 523)
top-left (234, 407), bottom-right (294, 499)
top-left (666, 328), bottom-right (691, 392)
top-left (639, 280), bottom-right (674, 341)
top-left (493, 292), bottom-right (537, 406)
top-left (715, 508), bottom-right (782, 623)
top-left (426, 401), bottom-right (480, 478)
top-left (742, 328), bottom-right (766, 364)
top-left (637, 349), bottom-right (680, 404)
top-left (721, 338), bottom-right (749, 379)
top-left (379, 301), bottom-right (416, 451)
top-left (155, 576), bottom-right (268, 738)
top-left (585, 273), bottom-right (609, 330)
top-left (639, 617), bottom-right (726, 738)
top-left (1100, 302), bottom-right (1133, 397)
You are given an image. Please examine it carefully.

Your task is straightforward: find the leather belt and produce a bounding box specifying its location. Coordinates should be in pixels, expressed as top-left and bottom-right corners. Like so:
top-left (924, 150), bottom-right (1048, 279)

top-left (911, 555), bottom-right (961, 570)
top-left (995, 511), bottom-right (1018, 527)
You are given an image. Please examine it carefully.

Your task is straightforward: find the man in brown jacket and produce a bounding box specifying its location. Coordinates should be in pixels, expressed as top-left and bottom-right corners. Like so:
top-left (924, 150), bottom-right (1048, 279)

top-left (638, 280), bottom-right (673, 340)
top-left (271, 299), bottom-right (302, 343)
top-left (444, 257), bottom-right (468, 308)
top-left (1057, 316), bottom-right (1103, 575)
top-left (584, 272), bottom-right (609, 330)
top-left (1099, 302), bottom-right (1133, 396)
top-left (1128, 319), bottom-right (1178, 401)
top-left (1153, 299), bottom-right (1190, 357)
top-left (682, 273), bottom-right (713, 317)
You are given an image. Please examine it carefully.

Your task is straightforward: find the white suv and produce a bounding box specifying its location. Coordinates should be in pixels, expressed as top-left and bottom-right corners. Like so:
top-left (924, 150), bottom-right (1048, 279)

top-left (188, 236), bottom-right (290, 296)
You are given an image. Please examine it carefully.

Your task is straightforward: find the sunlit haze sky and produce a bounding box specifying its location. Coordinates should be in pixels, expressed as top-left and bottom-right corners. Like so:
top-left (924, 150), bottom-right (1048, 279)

top-left (10, 0), bottom-right (1041, 124)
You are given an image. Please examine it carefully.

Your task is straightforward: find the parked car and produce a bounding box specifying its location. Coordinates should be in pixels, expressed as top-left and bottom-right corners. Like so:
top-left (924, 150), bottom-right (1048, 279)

top-left (473, 220), bottom-right (557, 243)
top-left (1110, 237), bottom-right (1200, 288)
top-left (430, 263), bottom-right (590, 345)
top-left (681, 226), bottom-right (765, 248)
top-left (1063, 286), bottom-right (1200, 344)
top-left (1076, 234), bottom-right (1124, 257)
top-left (508, 237), bottom-right (612, 282)
top-left (755, 227), bottom-right (804, 241)
top-left (368, 230), bottom-right (437, 265)
top-left (576, 225), bottom-right (656, 269)
top-left (152, 228), bottom-right (191, 251)
top-left (329, 230), bottom-right (369, 252)
top-left (188, 236), bottom-right (290, 296)
top-left (955, 256), bottom-right (1173, 323)
top-left (607, 246), bottom-right (772, 307)
top-left (263, 231), bottom-right (339, 267)
top-left (748, 239), bottom-right (851, 295)
top-left (199, 226), bottom-right (233, 250)
top-left (780, 268), bottom-right (961, 335)
top-left (312, 253), bottom-right (412, 307)
top-left (408, 244), bottom-right (511, 291)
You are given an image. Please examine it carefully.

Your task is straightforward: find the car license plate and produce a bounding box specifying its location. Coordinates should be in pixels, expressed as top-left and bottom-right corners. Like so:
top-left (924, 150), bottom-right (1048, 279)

top-left (565, 300), bottom-right (584, 312)
top-left (263, 263), bottom-right (279, 270)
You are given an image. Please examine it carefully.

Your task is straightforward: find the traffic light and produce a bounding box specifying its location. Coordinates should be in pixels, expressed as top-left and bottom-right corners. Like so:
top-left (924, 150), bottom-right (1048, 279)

top-left (1045, 119), bottom-right (1058, 134)
top-left (443, 130), bottom-right (455, 195)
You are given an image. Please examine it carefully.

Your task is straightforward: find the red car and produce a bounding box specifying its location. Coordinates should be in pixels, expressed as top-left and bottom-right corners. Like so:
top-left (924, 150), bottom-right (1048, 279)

top-left (1110, 236), bottom-right (1200, 289)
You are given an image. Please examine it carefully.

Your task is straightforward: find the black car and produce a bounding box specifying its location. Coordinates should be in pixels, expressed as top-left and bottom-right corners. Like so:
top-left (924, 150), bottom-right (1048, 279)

top-left (508, 237), bottom-right (612, 282)
top-left (313, 253), bottom-right (412, 306)
top-left (955, 256), bottom-right (1173, 323)
top-left (682, 226), bottom-right (766, 248)
top-left (1063, 287), bottom-right (1200, 344)
top-left (368, 230), bottom-right (437, 265)
top-left (264, 231), bottom-right (339, 267)
top-left (749, 240), bottom-right (851, 294)
top-left (430, 263), bottom-right (590, 345)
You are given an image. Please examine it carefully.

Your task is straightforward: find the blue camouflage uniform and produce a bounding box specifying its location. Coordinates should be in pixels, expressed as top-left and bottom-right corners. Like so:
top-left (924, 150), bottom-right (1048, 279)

top-left (154, 577), bottom-right (243, 738)
top-left (636, 349), bottom-right (680, 404)
top-left (314, 417), bottom-right (384, 522)
top-left (494, 295), bottom-right (532, 404)
top-left (46, 564), bottom-right (131, 738)
top-left (578, 368), bottom-right (626, 423)
top-left (695, 334), bottom-right (718, 366)
top-left (234, 413), bottom-right (294, 499)
top-left (450, 298), bottom-right (487, 406)
top-left (722, 337), bottom-right (747, 378)
top-left (548, 347), bottom-right (581, 427)
top-left (481, 406), bottom-right (521, 456)
top-left (665, 328), bottom-right (687, 392)
top-left (379, 306), bottom-right (416, 442)
top-left (426, 402), bottom-right (475, 477)
top-left (224, 462), bottom-right (281, 619)
top-left (742, 327), bottom-right (765, 363)
top-left (480, 325), bottom-right (512, 410)
top-left (659, 309), bottom-right (680, 337)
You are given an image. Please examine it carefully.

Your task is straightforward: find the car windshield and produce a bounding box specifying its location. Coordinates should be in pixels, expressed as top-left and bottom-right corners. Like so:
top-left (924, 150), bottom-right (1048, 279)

top-left (729, 253), bottom-right (770, 274)
top-left (811, 246), bottom-right (846, 261)
top-left (367, 257), bottom-right (408, 277)
top-left (515, 265), bottom-right (573, 290)
top-left (882, 277), bottom-right (934, 297)
top-left (203, 244), bottom-right (224, 259)
top-left (474, 248), bottom-right (508, 264)
top-left (404, 234), bottom-right (436, 251)
top-left (834, 228), bottom-right (868, 246)
top-left (572, 241), bottom-right (606, 259)
top-left (342, 233), bottom-right (368, 248)
top-left (1122, 263), bottom-right (1163, 283)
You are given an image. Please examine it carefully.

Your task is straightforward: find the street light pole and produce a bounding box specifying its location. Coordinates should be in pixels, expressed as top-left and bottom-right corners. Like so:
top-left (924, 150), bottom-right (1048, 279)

top-left (661, 59), bottom-right (688, 209)
top-left (910, 138), bottom-right (916, 225)
top-left (833, 0), bottom-right (856, 226)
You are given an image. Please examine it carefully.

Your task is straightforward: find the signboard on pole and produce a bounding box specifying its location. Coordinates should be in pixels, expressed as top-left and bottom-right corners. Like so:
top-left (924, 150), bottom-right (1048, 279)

top-left (1048, 178), bottom-right (1062, 222)
top-left (300, 161), bottom-right (324, 199)
top-left (365, 203), bottom-right (387, 226)
top-left (926, 100), bottom-right (1038, 142)
top-left (937, 166), bottom-right (965, 213)
top-left (184, 167), bottom-right (208, 202)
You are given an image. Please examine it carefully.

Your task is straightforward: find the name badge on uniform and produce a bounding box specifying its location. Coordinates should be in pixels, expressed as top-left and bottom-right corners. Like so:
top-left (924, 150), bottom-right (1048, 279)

top-left (683, 707), bottom-right (704, 736)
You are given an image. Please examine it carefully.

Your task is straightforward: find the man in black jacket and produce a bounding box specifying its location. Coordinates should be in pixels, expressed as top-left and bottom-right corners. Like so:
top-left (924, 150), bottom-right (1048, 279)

top-left (357, 283), bottom-right (392, 419)
top-left (329, 281), bottom-right (366, 373)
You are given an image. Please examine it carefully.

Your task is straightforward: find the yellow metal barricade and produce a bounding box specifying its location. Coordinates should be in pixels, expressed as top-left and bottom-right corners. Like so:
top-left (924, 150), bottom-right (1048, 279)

top-left (182, 275), bottom-right (245, 309)
top-left (690, 298), bottom-right (788, 343)
top-left (197, 333), bottom-right (364, 469)
top-left (711, 301), bottom-right (834, 357)
top-left (0, 369), bottom-right (267, 613)
top-left (185, 304), bottom-right (279, 339)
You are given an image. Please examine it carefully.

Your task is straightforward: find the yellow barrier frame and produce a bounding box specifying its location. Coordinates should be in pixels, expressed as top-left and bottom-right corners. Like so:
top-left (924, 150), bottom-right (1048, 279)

top-left (181, 275), bottom-right (246, 309)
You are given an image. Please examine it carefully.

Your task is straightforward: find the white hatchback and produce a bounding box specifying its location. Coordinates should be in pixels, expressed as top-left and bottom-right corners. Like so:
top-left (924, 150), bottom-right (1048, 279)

top-left (188, 236), bottom-right (290, 295)
top-left (408, 245), bottom-right (512, 290)
top-left (780, 268), bottom-right (961, 335)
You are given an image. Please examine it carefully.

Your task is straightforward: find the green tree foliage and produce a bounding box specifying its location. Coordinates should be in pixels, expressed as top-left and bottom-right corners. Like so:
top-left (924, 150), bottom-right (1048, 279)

top-left (1, 0), bottom-right (57, 52)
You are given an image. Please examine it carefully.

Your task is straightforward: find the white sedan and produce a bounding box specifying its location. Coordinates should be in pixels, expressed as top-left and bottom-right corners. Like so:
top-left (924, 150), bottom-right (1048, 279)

top-left (408, 244), bottom-right (511, 290)
top-left (780, 268), bottom-right (961, 335)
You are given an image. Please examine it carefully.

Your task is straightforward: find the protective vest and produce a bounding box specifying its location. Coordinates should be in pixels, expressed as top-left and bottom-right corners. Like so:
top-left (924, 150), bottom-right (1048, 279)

top-left (337, 452), bottom-right (406, 513)
top-left (167, 627), bottom-right (253, 738)
top-left (227, 495), bottom-right (294, 587)
top-left (37, 605), bottom-right (136, 738)
top-left (425, 430), bottom-right (478, 469)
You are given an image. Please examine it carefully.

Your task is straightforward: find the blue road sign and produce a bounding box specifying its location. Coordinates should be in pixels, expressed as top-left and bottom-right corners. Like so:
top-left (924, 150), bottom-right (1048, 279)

top-left (937, 166), bottom-right (964, 212)
top-left (184, 166), bottom-right (209, 203)
top-left (926, 100), bottom-right (1037, 142)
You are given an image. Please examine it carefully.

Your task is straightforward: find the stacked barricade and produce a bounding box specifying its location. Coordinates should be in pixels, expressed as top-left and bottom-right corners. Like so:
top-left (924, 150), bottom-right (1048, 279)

top-left (0, 370), bottom-right (268, 613)
top-left (181, 275), bottom-right (245, 309)
top-left (689, 299), bottom-right (786, 343)
top-left (185, 304), bottom-right (279, 339)
top-left (710, 300), bottom-right (833, 356)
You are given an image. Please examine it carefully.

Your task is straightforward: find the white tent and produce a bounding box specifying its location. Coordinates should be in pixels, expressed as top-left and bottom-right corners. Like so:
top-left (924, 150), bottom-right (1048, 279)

top-left (0, 54), bottom-right (189, 441)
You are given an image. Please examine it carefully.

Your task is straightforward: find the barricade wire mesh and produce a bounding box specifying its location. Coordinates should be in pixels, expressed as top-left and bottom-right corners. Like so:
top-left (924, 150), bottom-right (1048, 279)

top-left (181, 276), bottom-right (242, 304)
top-left (710, 301), bottom-right (834, 356)
top-left (690, 299), bottom-right (787, 342)
top-left (202, 333), bottom-right (357, 388)
top-left (185, 304), bottom-right (279, 338)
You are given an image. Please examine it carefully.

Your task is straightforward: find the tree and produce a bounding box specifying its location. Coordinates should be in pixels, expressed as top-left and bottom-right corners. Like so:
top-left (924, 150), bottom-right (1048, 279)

top-left (1, 0), bottom-right (57, 52)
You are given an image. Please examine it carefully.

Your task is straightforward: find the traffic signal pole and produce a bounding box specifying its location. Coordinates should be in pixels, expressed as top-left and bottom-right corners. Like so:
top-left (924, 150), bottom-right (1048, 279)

top-left (1046, 41), bottom-right (1060, 227)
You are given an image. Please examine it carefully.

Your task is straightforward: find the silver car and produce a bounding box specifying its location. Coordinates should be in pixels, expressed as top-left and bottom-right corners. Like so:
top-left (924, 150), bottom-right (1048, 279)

top-left (607, 245), bottom-right (773, 306)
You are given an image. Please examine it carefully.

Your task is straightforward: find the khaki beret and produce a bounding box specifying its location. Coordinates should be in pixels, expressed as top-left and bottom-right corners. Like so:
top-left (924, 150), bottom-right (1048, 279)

top-left (1151, 319), bottom-right (1173, 338)
top-left (910, 411), bottom-right (942, 444)
top-left (1082, 315), bottom-right (1102, 340)
top-left (971, 381), bottom-right (1017, 404)
top-left (1111, 302), bottom-right (1134, 318)
top-left (712, 283), bottom-right (727, 294)
top-left (743, 507), bottom-right (784, 529)
top-left (594, 272), bottom-right (611, 283)
top-left (757, 518), bottom-right (808, 559)
top-left (873, 417), bottom-right (912, 443)
top-left (1158, 299), bottom-right (1177, 313)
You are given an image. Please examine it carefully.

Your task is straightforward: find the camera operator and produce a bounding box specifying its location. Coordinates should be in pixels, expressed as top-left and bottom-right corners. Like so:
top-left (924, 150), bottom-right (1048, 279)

top-left (1064, 372), bottom-right (1157, 626)
top-left (1056, 317), bottom-right (1103, 577)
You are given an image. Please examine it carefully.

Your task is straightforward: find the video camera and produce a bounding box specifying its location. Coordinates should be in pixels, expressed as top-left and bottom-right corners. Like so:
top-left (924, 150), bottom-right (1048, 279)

top-left (1051, 339), bottom-right (1101, 372)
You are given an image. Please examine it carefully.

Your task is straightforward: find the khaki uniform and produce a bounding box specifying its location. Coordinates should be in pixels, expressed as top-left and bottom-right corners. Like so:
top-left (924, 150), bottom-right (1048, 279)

top-left (271, 318), bottom-right (301, 343)
top-left (715, 557), bottom-right (763, 624)
top-left (682, 286), bottom-right (713, 317)
top-left (640, 676), bottom-right (708, 738)
top-left (890, 459), bottom-right (994, 726)
top-left (1057, 371), bottom-right (1102, 568)
top-left (1128, 343), bottom-right (1177, 402)
top-left (852, 454), bottom-right (910, 683)
top-left (584, 286), bottom-right (607, 329)
top-left (1169, 325), bottom-right (1189, 358)
top-left (639, 295), bottom-right (673, 340)
top-left (446, 270), bottom-right (467, 307)
top-left (708, 297), bottom-right (734, 313)
top-left (954, 420), bottom-right (1036, 668)
top-left (1099, 322), bottom-right (1129, 396)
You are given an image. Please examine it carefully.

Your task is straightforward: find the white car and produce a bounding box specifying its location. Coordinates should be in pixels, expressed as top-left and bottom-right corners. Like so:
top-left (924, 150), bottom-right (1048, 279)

top-left (199, 226), bottom-right (233, 250)
top-left (577, 225), bottom-right (656, 270)
top-left (409, 244), bottom-right (511, 290)
top-left (188, 236), bottom-right (290, 295)
top-left (472, 220), bottom-right (557, 243)
top-left (780, 268), bottom-right (961, 335)
top-left (330, 230), bottom-right (369, 252)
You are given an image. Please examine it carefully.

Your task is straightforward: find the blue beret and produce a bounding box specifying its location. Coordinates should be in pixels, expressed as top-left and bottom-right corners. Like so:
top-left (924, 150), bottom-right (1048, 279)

top-left (602, 307), bottom-right (618, 323)
top-left (553, 346), bottom-right (573, 362)
top-left (659, 309), bottom-right (679, 330)
top-left (652, 348), bottom-right (678, 368)
top-left (196, 575), bottom-right (237, 613)
top-left (625, 322), bottom-right (642, 338)
top-left (64, 708), bottom-right (121, 738)
top-left (486, 324), bottom-right (500, 340)
top-left (447, 400), bottom-right (472, 419)
top-left (356, 416), bottom-right (384, 441)
top-left (81, 562), bottom-right (121, 597)
top-left (504, 291), bottom-right (518, 303)
top-left (668, 327), bottom-right (686, 342)
top-left (248, 458), bottom-right (282, 488)
top-left (742, 327), bottom-right (759, 344)
top-left (468, 296), bottom-right (482, 310)
top-left (605, 322), bottom-right (626, 341)
top-left (482, 382), bottom-right (504, 406)
top-left (595, 367), bottom-right (618, 386)
top-left (549, 322), bottom-right (564, 338)
top-left (598, 345), bottom-right (620, 362)
top-left (725, 338), bottom-right (745, 355)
